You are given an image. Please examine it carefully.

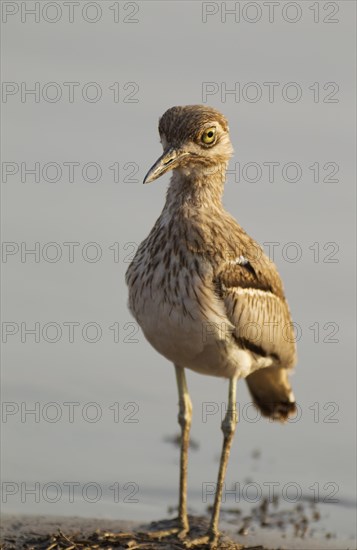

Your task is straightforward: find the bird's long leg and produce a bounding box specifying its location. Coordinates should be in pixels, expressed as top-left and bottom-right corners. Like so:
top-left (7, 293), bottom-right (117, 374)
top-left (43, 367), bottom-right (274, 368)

top-left (175, 365), bottom-right (192, 536)
top-left (145, 367), bottom-right (192, 542)
top-left (208, 377), bottom-right (238, 542)
top-left (185, 378), bottom-right (238, 549)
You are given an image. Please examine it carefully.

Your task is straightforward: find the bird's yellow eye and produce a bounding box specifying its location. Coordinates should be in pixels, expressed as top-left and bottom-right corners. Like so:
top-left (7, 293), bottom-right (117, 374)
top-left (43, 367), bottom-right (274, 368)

top-left (201, 127), bottom-right (216, 145)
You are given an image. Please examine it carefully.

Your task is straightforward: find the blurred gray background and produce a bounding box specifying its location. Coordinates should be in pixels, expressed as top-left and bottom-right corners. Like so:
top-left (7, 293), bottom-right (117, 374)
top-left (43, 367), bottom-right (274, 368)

top-left (1, 0), bottom-right (356, 544)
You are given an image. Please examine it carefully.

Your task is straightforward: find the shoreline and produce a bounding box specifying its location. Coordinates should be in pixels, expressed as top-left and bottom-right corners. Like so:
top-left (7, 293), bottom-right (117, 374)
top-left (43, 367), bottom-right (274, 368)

top-left (1, 514), bottom-right (355, 550)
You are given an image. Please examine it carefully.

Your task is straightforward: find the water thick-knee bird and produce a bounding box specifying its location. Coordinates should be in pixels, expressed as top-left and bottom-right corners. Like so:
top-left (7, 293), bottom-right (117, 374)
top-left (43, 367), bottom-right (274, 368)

top-left (125, 105), bottom-right (297, 546)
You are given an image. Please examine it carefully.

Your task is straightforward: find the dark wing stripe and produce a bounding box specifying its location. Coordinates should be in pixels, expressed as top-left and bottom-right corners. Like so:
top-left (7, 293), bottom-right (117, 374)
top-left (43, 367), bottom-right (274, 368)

top-left (225, 287), bottom-right (296, 369)
top-left (241, 260), bottom-right (257, 277)
top-left (234, 335), bottom-right (268, 357)
top-left (214, 251), bottom-right (297, 369)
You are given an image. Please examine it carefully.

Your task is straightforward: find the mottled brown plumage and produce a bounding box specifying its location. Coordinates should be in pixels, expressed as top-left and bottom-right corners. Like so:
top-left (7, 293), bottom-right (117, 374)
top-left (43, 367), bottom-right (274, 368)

top-left (159, 105), bottom-right (229, 145)
top-left (126, 105), bottom-right (297, 546)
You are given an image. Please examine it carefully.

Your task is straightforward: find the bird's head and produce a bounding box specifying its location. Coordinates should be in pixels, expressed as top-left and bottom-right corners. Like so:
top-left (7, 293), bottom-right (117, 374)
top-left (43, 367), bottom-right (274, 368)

top-left (143, 105), bottom-right (233, 184)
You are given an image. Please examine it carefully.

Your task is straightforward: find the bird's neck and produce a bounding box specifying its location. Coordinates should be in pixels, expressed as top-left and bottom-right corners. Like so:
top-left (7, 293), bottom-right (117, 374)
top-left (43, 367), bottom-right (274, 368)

top-left (164, 163), bottom-right (227, 212)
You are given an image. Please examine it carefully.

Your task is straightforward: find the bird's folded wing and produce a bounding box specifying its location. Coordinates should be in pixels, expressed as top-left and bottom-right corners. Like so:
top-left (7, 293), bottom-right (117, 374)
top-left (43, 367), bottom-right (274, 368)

top-left (214, 253), bottom-right (297, 370)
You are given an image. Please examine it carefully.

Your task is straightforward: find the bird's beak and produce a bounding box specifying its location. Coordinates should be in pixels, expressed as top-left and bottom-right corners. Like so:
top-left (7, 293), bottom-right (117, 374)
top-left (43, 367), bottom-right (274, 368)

top-left (143, 147), bottom-right (189, 184)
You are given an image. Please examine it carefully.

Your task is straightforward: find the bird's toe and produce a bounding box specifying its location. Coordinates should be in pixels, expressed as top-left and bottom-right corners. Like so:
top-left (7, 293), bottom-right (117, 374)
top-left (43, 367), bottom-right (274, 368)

top-left (184, 534), bottom-right (211, 548)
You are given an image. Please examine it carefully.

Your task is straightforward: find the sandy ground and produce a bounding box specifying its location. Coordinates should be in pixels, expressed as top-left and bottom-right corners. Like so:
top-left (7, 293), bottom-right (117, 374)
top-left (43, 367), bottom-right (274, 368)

top-left (1, 514), bottom-right (356, 550)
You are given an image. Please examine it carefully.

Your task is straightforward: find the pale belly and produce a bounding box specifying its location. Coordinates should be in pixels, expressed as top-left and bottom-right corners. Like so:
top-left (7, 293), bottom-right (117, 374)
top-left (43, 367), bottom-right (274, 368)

top-left (128, 275), bottom-right (269, 380)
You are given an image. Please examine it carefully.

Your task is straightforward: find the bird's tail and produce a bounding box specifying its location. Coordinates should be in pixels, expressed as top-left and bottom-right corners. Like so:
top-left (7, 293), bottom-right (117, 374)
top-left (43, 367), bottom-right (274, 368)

top-left (245, 366), bottom-right (296, 422)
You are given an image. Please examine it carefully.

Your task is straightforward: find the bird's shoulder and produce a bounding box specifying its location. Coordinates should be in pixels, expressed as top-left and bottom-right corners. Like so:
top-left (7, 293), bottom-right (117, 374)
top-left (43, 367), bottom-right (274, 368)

top-left (214, 244), bottom-right (285, 301)
top-left (184, 210), bottom-right (285, 299)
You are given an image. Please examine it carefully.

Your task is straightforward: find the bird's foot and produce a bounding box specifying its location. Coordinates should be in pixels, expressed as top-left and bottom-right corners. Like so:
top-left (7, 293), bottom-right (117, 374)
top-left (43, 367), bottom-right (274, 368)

top-left (184, 530), bottom-right (243, 549)
top-left (184, 531), bottom-right (218, 549)
top-left (145, 526), bottom-right (180, 539)
top-left (146, 516), bottom-right (190, 541)
top-left (184, 535), bottom-right (210, 548)
top-left (175, 516), bottom-right (190, 540)
top-left (177, 527), bottom-right (190, 541)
